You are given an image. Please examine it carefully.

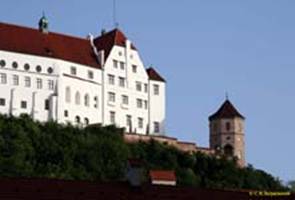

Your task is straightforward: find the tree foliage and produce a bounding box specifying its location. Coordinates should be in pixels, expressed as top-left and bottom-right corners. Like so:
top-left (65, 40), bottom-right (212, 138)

top-left (0, 114), bottom-right (287, 191)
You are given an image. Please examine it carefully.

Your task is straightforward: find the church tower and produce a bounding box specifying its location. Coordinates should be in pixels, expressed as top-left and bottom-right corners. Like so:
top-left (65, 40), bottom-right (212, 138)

top-left (209, 99), bottom-right (245, 167)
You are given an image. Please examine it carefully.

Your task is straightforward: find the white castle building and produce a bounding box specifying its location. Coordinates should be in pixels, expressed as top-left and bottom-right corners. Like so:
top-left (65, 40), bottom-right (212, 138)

top-left (0, 16), bottom-right (166, 135)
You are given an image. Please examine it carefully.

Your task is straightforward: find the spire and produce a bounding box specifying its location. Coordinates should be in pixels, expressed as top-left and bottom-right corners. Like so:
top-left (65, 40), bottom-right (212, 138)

top-left (38, 12), bottom-right (49, 34)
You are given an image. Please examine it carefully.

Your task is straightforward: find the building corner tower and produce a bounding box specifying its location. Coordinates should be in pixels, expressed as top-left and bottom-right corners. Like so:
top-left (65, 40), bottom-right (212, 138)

top-left (208, 99), bottom-right (246, 167)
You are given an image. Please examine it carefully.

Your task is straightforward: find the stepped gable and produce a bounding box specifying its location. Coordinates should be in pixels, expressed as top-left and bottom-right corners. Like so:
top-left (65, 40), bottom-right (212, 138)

top-left (146, 67), bottom-right (166, 82)
top-left (209, 99), bottom-right (245, 120)
top-left (93, 28), bottom-right (136, 61)
top-left (0, 22), bottom-right (100, 68)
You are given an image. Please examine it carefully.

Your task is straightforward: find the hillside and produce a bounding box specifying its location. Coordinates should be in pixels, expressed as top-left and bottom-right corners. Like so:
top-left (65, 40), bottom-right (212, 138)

top-left (0, 114), bottom-right (287, 191)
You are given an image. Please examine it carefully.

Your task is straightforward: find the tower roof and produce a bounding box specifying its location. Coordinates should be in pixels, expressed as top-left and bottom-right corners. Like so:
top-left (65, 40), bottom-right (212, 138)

top-left (146, 67), bottom-right (166, 82)
top-left (209, 100), bottom-right (245, 121)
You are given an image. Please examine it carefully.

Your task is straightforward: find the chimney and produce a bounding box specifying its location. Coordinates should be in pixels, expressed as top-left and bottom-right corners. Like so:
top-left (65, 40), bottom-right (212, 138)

top-left (149, 170), bottom-right (176, 186)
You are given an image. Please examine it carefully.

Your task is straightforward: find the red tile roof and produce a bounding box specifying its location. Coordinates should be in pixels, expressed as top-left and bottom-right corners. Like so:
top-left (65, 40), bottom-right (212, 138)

top-left (209, 100), bottom-right (245, 120)
top-left (0, 22), bottom-right (100, 68)
top-left (150, 170), bottom-right (176, 181)
top-left (146, 67), bottom-right (166, 82)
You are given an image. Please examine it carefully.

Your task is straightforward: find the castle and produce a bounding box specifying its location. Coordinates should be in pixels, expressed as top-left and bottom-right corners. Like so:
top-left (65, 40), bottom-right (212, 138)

top-left (0, 17), bottom-right (245, 167)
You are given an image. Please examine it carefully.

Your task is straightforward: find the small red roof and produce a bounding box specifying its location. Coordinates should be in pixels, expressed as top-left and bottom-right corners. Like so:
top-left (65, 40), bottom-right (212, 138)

top-left (209, 100), bottom-right (245, 120)
top-left (150, 170), bottom-right (176, 181)
top-left (146, 67), bottom-right (166, 82)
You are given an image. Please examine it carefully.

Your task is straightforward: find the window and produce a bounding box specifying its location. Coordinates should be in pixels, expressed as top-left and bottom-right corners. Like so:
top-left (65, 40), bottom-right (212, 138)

top-left (122, 95), bottom-right (128, 105)
top-left (120, 62), bottom-right (125, 70)
top-left (132, 65), bottom-right (137, 73)
top-left (75, 116), bottom-right (81, 123)
top-left (12, 75), bottom-right (19, 86)
top-left (65, 86), bottom-right (71, 103)
top-left (84, 118), bottom-right (89, 125)
top-left (137, 99), bottom-right (143, 108)
top-left (110, 111), bottom-right (116, 124)
top-left (70, 66), bottom-right (77, 75)
top-left (226, 122), bottom-right (231, 131)
top-left (108, 92), bottom-right (115, 102)
top-left (119, 77), bottom-right (125, 87)
top-left (144, 100), bottom-right (148, 110)
top-left (108, 74), bottom-right (115, 85)
top-left (154, 122), bottom-right (160, 133)
top-left (36, 65), bottom-right (42, 72)
top-left (37, 78), bottom-right (42, 89)
top-left (0, 73), bottom-right (6, 84)
top-left (0, 98), bottom-right (5, 106)
top-left (144, 84), bottom-right (148, 93)
top-left (94, 96), bottom-right (98, 108)
top-left (24, 63), bottom-right (30, 71)
top-left (64, 110), bottom-right (68, 117)
top-left (48, 80), bottom-right (54, 90)
top-left (75, 92), bottom-right (81, 105)
top-left (21, 101), bottom-right (27, 109)
top-left (25, 76), bottom-right (31, 87)
top-left (88, 70), bottom-right (94, 79)
top-left (113, 60), bottom-right (118, 68)
top-left (153, 84), bottom-right (159, 95)
top-left (12, 61), bottom-right (18, 69)
top-left (136, 81), bottom-right (142, 92)
top-left (0, 60), bottom-right (5, 67)
top-left (45, 99), bottom-right (50, 110)
top-left (138, 118), bottom-right (143, 129)
top-left (84, 94), bottom-right (90, 107)
top-left (47, 67), bottom-right (53, 74)
top-left (126, 115), bottom-right (132, 127)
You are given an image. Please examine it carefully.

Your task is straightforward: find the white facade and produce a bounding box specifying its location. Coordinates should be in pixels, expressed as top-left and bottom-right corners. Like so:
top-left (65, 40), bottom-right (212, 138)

top-left (0, 22), bottom-right (166, 135)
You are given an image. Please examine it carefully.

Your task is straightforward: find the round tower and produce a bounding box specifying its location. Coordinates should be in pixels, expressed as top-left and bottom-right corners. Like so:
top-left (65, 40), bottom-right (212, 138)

top-left (209, 99), bottom-right (245, 167)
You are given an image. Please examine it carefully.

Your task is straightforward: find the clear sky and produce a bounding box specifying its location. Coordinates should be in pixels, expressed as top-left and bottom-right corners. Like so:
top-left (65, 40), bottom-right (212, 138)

top-left (1, 0), bottom-right (294, 182)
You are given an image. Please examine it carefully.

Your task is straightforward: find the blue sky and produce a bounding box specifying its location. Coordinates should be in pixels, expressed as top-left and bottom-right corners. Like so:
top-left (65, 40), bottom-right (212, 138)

top-left (1, 1), bottom-right (294, 182)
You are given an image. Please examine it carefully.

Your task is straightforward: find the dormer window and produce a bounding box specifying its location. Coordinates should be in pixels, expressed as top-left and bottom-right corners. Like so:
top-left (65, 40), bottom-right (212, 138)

top-left (226, 122), bottom-right (231, 131)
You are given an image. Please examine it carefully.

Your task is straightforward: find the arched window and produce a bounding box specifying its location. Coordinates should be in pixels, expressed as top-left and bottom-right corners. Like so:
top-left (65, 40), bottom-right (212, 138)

top-left (224, 144), bottom-right (234, 157)
top-left (84, 94), bottom-right (90, 107)
top-left (75, 92), bottom-right (81, 105)
top-left (75, 116), bottom-right (80, 123)
top-left (84, 118), bottom-right (89, 125)
top-left (65, 87), bottom-right (71, 103)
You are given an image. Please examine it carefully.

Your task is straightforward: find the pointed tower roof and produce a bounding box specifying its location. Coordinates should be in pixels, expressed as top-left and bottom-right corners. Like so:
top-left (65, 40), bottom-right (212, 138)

top-left (146, 67), bottom-right (166, 82)
top-left (93, 28), bottom-right (136, 61)
top-left (209, 100), bottom-right (245, 121)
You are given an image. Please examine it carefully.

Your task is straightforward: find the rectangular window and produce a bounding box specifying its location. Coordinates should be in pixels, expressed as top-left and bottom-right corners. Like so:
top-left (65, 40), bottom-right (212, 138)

top-left (144, 100), bottom-right (148, 110)
top-left (12, 75), bottom-right (19, 86)
top-left (119, 77), bottom-right (125, 87)
top-left (137, 99), bottom-right (143, 108)
top-left (45, 99), bottom-right (50, 110)
top-left (108, 74), bottom-right (115, 85)
top-left (144, 84), bottom-right (148, 93)
top-left (113, 60), bottom-right (118, 68)
top-left (153, 84), bottom-right (159, 95)
top-left (0, 98), bottom-right (5, 106)
top-left (154, 122), bottom-right (160, 133)
top-left (88, 70), bottom-right (94, 79)
top-left (21, 100), bottom-right (27, 109)
top-left (0, 73), bottom-right (6, 84)
top-left (120, 62), bottom-right (125, 70)
top-left (110, 111), bottom-right (116, 124)
top-left (37, 78), bottom-right (42, 89)
top-left (136, 81), bottom-right (142, 92)
top-left (25, 76), bottom-right (31, 87)
top-left (64, 110), bottom-right (68, 117)
top-left (108, 92), bottom-right (116, 102)
top-left (132, 65), bottom-right (137, 73)
top-left (122, 95), bottom-right (129, 105)
top-left (70, 66), bottom-right (77, 75)
top-left (138, 117), bottom-right (143, 129)
top-left (48, 80), bottom-right (54, 90)
top-left (126, 115), bottom-right (132, 127)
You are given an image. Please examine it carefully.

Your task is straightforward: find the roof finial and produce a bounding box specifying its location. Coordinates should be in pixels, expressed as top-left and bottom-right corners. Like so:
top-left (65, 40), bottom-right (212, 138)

top-left (225, 92), bottom-right (229, 100)
top-left (39, 12), bottom-right (49, 34)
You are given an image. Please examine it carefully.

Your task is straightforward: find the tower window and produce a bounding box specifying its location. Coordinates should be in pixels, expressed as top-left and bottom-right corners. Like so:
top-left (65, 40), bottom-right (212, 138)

top-left (226, 122), bottom-right (231, 131)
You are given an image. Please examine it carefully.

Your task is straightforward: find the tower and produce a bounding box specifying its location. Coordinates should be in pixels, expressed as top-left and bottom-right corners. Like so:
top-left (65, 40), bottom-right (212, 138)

top-left (209, 99), bottom-right (245, 167)
top-left (38, 14), bottom-right (49, 34)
